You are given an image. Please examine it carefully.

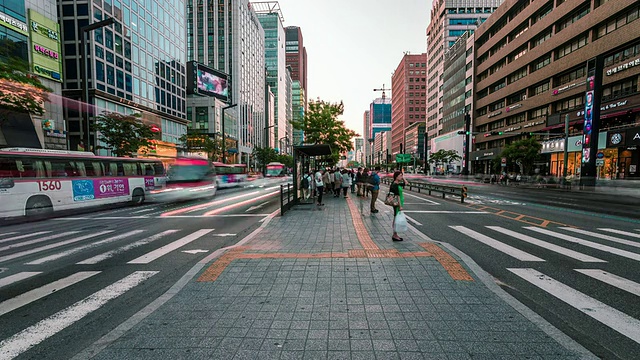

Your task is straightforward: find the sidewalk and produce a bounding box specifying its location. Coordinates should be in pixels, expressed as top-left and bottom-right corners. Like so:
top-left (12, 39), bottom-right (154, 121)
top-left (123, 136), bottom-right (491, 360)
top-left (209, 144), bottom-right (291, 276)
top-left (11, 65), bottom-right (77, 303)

top-left (84, 193), bottom-right (596, 360)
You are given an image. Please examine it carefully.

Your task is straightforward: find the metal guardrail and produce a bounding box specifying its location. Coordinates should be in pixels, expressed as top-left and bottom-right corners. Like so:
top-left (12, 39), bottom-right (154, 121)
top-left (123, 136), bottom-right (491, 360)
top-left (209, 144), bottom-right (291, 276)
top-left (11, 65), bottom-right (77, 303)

top-left (381, 178), bottom-right (467, 203)
top-left (280, 183), bottom-right (295, 216)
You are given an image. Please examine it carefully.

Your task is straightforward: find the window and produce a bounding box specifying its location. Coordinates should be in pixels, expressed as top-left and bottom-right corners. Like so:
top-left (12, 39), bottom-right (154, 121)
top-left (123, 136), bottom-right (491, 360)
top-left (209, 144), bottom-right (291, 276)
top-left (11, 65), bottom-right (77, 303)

top-left (604, 43), bottom-right (640, 67)
top-left (556, 4), bottom-right (589, 32)
top-left (531, 81), bottom-right (550, 96)
top-left (508, 44), bottom-right (527, 63)
top-left (554, 94), bottom-right (584, 112)
top-left (531, 54), bottom-right (551, 72)
top-left (595, 4), bottom-right (640, 39)
top-left (529, 106), bottom-right (548, 120)
top-left (556, 33), bottom-right (588, 59)
top-left (602, 78), bottom-right (638, 101)
top-left (509, 67), bottom-right (528, 84)
top-left (555, 66), bottom-right (586, 87)
top-left (489, 100), bottom-right (504, 111)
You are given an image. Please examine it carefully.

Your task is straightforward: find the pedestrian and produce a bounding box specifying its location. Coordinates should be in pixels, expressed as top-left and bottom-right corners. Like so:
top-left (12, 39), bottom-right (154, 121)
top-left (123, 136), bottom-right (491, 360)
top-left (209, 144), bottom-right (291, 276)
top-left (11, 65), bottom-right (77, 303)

top-left (315, 169), bottom-right (325, 206)
top-left (301, 171), bottom-right (312, 201)
top-left (389, 170), bottom-right (407, 241)
top-left (341, 169), bottom-right (352, 198)
top-left (333, 168), bottom-right (343, 197)
top-left (369, 166), bottom-right (381, 214)
top-left (355, 167), bottom-right (363, 196)
top-left (322, 169), bottom-right (331, 194)
top-left (361, 169), bottom-right (370, 198)
top-left (350, 170), bottom-right (356, 193)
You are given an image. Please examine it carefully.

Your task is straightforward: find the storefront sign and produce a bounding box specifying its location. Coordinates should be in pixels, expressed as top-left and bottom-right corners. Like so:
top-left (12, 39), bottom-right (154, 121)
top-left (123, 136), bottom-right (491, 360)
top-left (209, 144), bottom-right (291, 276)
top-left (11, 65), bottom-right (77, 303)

top-left (484, 152), bottom-right (494, 157)
top-left (503, 126), bottom-right (521, 133)
top-left (577, 99), bottom-right (629, 117)
top-left (607, 132), bottom-right (625, 147)
top-left (28, 10), bottom-right (63, 83)
top-left (0, 11), bottom-right (28, 34)
top-left (626, 126), bottom-right (640, 146)
top-left (523, 120), bottom-right (545, 128)
top-left (553, 80), bottom-right (586, 96)
top-left (582, 87), bottom-right (594, 164)
top-left (606, 58), bottom-right (640, 76)
top-left (506, 104), bottom-right (522, 112)
top-left (487, 111), bottom-right (502, 118)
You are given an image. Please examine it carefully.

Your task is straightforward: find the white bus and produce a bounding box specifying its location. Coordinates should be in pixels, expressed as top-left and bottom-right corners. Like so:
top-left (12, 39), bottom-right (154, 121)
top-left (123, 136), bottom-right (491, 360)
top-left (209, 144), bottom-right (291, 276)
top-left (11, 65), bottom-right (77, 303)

top-left (0, 148), bottom-right (165, 218)
top-left (212, 162), bottom-right (248, 188)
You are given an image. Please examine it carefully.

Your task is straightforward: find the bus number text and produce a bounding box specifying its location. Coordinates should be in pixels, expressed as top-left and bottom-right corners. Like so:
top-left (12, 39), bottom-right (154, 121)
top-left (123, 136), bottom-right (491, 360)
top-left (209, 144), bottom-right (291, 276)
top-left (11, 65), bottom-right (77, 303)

top-left (38, 180), bottom-right (62, 191)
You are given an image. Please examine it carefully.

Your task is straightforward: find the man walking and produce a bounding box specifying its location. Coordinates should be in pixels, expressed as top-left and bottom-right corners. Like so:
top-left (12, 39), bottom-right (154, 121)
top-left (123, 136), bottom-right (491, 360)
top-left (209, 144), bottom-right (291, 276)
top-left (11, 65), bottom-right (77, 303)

top-left (301, 171), bottom-right (312, 201)
top-left (370, 166), bottom-right (381, 213)
top-left (315, 169), bottom-right (325, 206)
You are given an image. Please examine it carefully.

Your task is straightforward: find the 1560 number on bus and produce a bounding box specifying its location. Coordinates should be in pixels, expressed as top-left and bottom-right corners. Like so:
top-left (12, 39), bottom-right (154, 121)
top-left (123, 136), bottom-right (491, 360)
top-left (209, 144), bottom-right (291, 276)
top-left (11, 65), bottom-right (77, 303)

top-left (38, 180), bottom-right (62, 191)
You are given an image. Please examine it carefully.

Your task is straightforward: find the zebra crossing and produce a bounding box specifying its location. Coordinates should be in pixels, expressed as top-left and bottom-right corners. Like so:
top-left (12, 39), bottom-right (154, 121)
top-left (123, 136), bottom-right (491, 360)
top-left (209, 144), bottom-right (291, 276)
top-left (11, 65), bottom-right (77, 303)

top-left (0, 227), bottom-right (222, 359)
top-left (451, 225), bottom-right (640, 345)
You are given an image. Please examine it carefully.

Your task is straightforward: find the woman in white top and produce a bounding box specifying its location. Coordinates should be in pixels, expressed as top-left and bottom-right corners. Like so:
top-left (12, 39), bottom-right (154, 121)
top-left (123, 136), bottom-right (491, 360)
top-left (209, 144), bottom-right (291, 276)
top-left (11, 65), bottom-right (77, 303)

top-left (341, 170), bottom-right (352, 198)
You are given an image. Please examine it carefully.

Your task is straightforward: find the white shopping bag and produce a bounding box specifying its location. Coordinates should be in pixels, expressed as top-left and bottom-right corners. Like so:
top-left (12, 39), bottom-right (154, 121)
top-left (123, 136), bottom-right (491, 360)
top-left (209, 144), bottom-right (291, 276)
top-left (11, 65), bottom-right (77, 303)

top-left (394, 211), bottom-right (408, 233)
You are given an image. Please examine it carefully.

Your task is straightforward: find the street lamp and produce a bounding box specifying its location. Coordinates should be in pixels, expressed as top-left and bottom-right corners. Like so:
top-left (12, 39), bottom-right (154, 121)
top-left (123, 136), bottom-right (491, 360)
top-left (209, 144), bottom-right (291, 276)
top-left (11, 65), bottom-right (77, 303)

top-left (80, 17), bottom-right (115, 151)
top-left (221, 103), bottom-right (237, 164)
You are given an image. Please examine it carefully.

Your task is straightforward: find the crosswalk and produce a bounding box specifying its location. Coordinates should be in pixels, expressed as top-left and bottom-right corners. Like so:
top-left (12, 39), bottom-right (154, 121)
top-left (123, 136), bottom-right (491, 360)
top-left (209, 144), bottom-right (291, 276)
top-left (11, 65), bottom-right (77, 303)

top-left (0, 227), bottom-right (223, 359)
top-left (451, 225), bottom-right (640, 346)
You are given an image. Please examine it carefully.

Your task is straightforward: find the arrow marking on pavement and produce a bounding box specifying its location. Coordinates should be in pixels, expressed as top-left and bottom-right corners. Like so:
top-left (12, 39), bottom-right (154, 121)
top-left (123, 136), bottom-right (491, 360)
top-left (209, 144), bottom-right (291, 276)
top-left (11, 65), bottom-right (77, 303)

top-left (211, 233), bottom-right (236, 237)
top-left (246, 202), bottom-right (268, 212)
top-left (182, 249), bottom-right (209, 254)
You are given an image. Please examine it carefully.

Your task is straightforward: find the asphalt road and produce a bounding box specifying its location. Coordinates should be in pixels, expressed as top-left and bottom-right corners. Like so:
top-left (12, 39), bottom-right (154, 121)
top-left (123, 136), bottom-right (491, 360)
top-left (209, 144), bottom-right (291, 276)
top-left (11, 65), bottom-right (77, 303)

top-left (377, 181), bottom-right (640, 360)
top-left (0, 178), bottom-right (287, 359)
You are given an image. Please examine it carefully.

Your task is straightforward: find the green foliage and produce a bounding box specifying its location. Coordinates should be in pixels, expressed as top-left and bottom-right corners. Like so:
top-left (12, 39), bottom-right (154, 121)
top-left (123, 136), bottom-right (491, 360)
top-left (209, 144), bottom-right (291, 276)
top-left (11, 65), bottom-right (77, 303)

top-left (93, 112), bottom-right (156, 157)
top-left (275, 154), bottom-right (293, 168)
top-left (0, 39), bottom-right (52, 119)
top-left (498, 137), bottom-right (542, 175)
top-left (428, 149), bottom-right (461, 166)
top-left (179, 133), bottom-right (224, 161)
top-left (252, 147), bottom-right (279, 168)
top-left (291, 100), bottom-right (359, 165)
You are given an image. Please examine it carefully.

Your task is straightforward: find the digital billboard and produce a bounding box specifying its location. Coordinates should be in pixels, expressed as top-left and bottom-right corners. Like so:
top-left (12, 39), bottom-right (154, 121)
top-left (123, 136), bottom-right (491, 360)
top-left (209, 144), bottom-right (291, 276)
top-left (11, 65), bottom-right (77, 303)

top-left (187, 61), bottom-right (229, 101)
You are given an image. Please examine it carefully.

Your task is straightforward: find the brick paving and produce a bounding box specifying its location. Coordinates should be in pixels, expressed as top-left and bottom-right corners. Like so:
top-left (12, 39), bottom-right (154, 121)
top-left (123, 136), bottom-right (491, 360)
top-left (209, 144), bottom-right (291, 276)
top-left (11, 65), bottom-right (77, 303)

top-left (92, 193), bottom-right (592, 360)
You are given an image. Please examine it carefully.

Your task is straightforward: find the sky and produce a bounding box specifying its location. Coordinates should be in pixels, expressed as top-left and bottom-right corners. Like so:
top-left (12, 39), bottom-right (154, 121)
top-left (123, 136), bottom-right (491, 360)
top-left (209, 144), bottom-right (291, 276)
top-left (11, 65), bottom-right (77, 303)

top-left (275, 0), bottom-right (432, 137)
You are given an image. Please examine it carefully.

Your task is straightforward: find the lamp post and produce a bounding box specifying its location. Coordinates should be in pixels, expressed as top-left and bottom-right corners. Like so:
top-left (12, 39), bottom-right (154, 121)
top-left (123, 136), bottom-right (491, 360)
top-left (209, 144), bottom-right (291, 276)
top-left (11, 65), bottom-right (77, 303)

top-left (221, 103), bottom-right (237, 164)
top-left (80, 17), bottom-right (115, 151)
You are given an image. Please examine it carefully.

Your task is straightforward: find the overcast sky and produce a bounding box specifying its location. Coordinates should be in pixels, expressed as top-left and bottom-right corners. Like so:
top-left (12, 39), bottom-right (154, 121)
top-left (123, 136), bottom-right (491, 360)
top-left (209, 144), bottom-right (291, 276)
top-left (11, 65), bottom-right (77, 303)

top-left (275, 0), bottom-right (432, 137)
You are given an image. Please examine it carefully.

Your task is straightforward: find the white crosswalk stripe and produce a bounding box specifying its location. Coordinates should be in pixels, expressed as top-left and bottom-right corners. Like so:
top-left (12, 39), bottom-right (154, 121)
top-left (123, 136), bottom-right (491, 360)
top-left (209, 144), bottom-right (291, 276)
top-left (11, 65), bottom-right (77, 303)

top-left (25, 230), bottom-right (145, 265)
top-left (77, 230), bottom-right (180, 265)
top-left (575, 269), bottom-right (640, 296)
top-left (0, 231), bottom-right (114, 264)
top-left (0, 272), bottom-right (100, 317)
top-left (561, 227), bottom-right (640, 249)
top-left (598, 228), bottom-right (640, 239)
top-left (0, 232), bottom-right (52, 244)
top-left (525, 227), bottom-right (640, 262)
top-left (0, 271), bottom-right (157, 359)
top-left (0, 232), bottom-right (80, 253)
top-left (450, 226), bottom-right (544, 262)
top-left (0, 272), bottom-right (42, 290)
top-left (0, 232), bottom-right (17, 238)
top-left (127, 229), bottom-right (214, 264)
top-left (509, 268), bottom-right (640, 344)
top-left (487, 226), bottom-right (606, 263)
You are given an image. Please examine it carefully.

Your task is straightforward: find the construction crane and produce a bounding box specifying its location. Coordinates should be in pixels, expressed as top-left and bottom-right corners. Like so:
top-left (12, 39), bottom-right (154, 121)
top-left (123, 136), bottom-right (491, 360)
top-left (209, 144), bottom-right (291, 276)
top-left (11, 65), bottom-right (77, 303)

top-left (373, 84), bottom-right (391, 100)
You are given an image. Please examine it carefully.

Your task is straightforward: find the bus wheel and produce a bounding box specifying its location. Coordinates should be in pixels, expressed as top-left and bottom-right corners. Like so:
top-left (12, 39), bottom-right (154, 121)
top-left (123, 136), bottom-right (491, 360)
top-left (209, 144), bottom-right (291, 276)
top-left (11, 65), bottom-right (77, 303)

top-left (25, 196), bottom-right (53, 216)
top-left (131, 189), bottom-right (145, 205)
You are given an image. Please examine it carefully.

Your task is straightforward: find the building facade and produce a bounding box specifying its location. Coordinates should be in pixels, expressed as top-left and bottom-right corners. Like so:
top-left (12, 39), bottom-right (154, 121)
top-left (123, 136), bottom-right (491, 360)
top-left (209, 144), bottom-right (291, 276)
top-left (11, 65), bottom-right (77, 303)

top-left (285, 25), bottom-right (307, 144)
top-left (354, 137), bottom-right (364, 165)
top-left (472, 0), bottom-right (640, 179)
top-left (426, 0), bottom-right (501, 147)
top-left (60, 0), bottom-right (188, 154)
top-left (391, 53), bottom-right (427, 155)
top-left (362, 110), bottom-right (370, 166)
top-left (405, 122), bottom-right (426, 162)
top-left (367, 98), bottom-right (391, 167)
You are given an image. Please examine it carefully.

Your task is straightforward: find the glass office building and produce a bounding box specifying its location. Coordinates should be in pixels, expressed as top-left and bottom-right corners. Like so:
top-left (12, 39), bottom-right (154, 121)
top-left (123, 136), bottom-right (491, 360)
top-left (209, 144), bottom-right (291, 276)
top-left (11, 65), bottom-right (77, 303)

top-left (59, 0), bottom-right (188, 151)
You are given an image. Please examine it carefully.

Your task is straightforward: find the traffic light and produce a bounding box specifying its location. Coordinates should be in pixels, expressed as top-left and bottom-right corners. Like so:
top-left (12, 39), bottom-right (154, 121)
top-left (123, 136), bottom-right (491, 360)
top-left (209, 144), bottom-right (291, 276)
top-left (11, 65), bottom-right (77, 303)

top-left (484, 131), bottom-right (503, 137)
top-left (457, 130), bottom-right (470, 135)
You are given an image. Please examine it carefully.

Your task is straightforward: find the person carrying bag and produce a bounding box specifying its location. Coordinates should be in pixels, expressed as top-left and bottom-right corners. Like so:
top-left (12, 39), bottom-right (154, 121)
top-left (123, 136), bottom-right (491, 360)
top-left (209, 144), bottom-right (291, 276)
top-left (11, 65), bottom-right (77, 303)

top-left (388, 170), bottom-right (407, 241)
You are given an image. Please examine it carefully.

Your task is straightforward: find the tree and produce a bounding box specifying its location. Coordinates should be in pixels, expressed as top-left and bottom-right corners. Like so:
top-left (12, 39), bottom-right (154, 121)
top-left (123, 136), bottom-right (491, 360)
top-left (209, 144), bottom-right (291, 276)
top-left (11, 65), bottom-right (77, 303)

top-left (179, 133), bottom-right (223, 161)
top-left (275, 154), bottom-right (293, 168)
top-left (291, 100), bottom-right (359, 165)
top-left (428, 149), bottom-right (461, 169)
top-left (0, 39), bottom-right (52, 121)
top-left (253, 147), bottom-right (278, 169)
top-left (93, 112), bottom-right (156, 157)
top-left (498, 137), bottom-right (542, 175)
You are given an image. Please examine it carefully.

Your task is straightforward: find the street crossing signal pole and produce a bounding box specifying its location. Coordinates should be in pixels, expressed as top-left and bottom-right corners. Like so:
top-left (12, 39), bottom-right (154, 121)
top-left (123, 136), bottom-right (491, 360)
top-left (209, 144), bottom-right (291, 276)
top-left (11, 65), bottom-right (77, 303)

top-left (462, 113), bottom-right (471, 176)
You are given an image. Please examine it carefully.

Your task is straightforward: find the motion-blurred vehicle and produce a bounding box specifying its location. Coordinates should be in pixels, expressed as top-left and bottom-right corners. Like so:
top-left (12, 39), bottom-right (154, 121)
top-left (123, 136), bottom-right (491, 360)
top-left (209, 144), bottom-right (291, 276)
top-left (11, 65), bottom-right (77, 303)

top-left (149, 157), bottom-right (216, 202)
top-left (265, 162), bottom-right (286, 177)
top-left (213, 162), bottom-right (248, 188)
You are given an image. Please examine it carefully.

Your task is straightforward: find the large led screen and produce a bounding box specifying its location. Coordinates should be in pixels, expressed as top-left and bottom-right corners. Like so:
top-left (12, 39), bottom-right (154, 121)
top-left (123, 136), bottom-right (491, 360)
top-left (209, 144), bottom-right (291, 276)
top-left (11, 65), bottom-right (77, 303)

top-left (187, 61), bottom-right (229, 101)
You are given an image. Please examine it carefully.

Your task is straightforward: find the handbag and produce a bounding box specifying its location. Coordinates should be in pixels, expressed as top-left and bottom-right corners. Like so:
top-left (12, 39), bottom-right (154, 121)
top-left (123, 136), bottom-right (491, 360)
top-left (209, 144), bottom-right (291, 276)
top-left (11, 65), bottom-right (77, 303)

top-left (384, 192), bottom-right (399, 206)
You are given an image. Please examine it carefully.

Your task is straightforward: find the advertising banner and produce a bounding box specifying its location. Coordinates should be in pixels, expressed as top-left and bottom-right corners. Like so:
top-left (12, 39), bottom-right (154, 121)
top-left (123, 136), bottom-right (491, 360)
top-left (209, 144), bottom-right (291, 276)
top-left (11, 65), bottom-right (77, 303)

top-left (0, 11), bottom-right (28, 35)
top-left (72, 179), bottom-right (130, 201)
top-left (582, 87), bottom-right (594, 164)
top-left (28, 10), bottom-right (62, 82)
top-left (144, 177), bottom-right (155, 190)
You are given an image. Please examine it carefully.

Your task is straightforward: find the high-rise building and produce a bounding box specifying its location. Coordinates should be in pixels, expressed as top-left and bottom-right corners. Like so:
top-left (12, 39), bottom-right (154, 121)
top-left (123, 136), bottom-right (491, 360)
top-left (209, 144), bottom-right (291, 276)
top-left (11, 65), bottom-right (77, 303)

top-left (368, 97), bottom-right (391, 166)
top-left (285, 26), bottom-right (307, 144)
top-left (426, 0), bottom-right (501, 144)
top-left (391, 53), bottom-right (427, 155)
top-left (187, 0), bottom-right (266, 162)
top-left (472, 0), bottom-right (640, 178)
top-left (254, 2), bottom-right (288, 151)
top-left (362, 110), bottom-right (370, 165)
top-left (60, 0), bottom-right (189, 154)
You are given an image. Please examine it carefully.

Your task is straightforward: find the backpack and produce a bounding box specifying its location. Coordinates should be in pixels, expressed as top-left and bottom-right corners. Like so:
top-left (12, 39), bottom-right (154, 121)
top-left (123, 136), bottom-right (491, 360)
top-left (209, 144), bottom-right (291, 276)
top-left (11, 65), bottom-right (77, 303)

top-left (301, 175), bottom-right (309, 189)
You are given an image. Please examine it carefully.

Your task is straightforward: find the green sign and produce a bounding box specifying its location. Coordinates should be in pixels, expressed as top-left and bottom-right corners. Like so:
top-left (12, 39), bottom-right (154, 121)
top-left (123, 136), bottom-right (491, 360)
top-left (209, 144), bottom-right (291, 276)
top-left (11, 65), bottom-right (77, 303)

top-left (28, 10), bottom-right (62, 82)
top-left (396, 154), bottom-right (412, 163)
top-left (0, 11), bottom-right (28, 35)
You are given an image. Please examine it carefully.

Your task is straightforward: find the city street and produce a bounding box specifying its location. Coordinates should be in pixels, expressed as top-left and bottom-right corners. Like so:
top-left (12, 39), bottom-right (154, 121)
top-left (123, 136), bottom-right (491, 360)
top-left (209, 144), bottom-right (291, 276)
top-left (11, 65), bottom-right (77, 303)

top-left (378, 181), bottom-right (640, 359)
top-left (0, 178), bottom-right (286, 359)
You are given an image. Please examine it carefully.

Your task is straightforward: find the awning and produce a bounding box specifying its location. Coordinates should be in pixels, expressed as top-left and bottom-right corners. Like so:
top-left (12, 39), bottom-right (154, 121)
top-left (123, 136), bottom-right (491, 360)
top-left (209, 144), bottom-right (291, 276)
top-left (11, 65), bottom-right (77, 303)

top-left (294, 144), bottom-right (332, 157)
top-left (1, 112), bottom-right (41, 148)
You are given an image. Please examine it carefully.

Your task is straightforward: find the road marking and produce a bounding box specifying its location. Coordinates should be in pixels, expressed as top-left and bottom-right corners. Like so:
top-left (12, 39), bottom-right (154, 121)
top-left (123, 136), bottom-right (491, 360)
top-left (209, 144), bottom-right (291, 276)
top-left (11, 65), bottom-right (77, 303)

top-left (182, 249), bottom-right (208, 254)
top-left (26, 230), bottom-right (145, 265)
top-left (404, 193), bottom-right (440, 205)
top-left (0, 232), bottom-right (80, 253)
top-left (127, 229), bottom-right (214, 264)
top-left (211, 233), bottom-right (236, 237)
top-left (0, 272), bottom-right (100, 316)
top-left (0, 231), bottom-right (114, 264)
top-left (0, 271), bottom-right (157, 359)
top-left (450, 226), bottom-right (544, 262)
top-left (509, 268), bottom-right (640, 344)
top-left (77, 230), bottom-right (180, 265)
top-left (598, 228), bottom-right (640, 239)
top-left (575, 269), bottom-right (640, 296)
top-left (0, 232), bottom-right (17, 238)
top-left (203, 191), bottom-right (278, 216)
top-left (525, 227), bottom-right (640, 262)
top-left (52, 214), bottom-right (270, 220)
top-left (130, 208), bottom-right (156, 214)
top-left (403, 211), bottom-right (490, 214)
top-left (487, 227), bottom-right (606, 263)
top-left (404, 214), bottom-right (422, 226)
top-left (0, 272), bottom-right (42, 290)
top-left (0, 232), bottom-right (52, 244)
top-left (561, 228), bottom-right (640, 249)
top-left (162, 191), bottom-right (261, 216)
top-left (246, 202), bottom-right (268, 212)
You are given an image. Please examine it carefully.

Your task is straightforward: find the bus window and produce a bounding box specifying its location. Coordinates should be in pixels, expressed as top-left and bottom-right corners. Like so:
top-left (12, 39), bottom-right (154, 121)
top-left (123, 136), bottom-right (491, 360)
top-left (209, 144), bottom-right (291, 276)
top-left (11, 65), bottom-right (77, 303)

top-left (105, 162), bottom-right (118, 176)
top-left (47, 159), bottom-right (79, 177)
top-left (74, 161), bottom-right (87, 177)
top-left (0, 158), bottom-right (19, 178)
top-left (123, 162), bottom-right (138, 176)
top-left (154, 162), bottom-right (165, 176)
top-left (84, 161), bottom-right (104, 177)
top-left (17, 159), bottom-right (46, 178)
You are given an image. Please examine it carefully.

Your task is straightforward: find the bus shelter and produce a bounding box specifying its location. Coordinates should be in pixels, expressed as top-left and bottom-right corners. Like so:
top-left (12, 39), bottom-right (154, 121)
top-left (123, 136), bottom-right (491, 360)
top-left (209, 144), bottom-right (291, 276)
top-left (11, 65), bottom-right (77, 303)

top-left (282, 144), bottom-right (332, 214)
